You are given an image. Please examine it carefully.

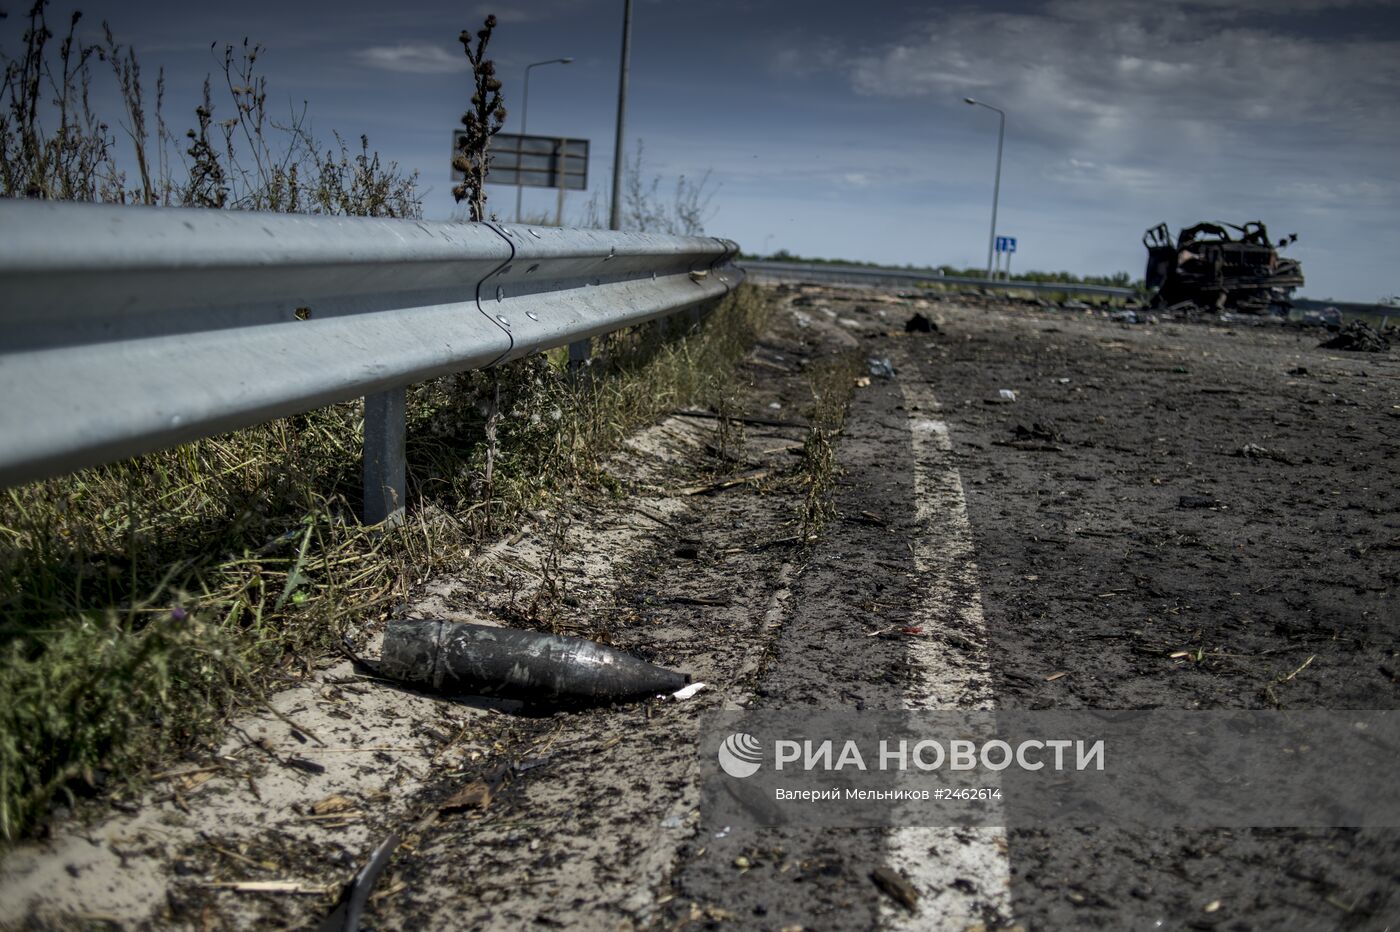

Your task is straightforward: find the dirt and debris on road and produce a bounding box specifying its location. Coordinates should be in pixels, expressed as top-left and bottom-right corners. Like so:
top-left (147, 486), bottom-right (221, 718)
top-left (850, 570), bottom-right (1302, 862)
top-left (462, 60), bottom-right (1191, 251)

top-left (2, 281), bottom-right (1397, 930)
top-left (1320, 319), bottom-right (1392, 353)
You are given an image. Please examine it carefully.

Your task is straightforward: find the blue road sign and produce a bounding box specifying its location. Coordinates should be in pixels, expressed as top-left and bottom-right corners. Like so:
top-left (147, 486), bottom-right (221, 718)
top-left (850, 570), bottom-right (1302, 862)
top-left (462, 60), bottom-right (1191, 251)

top-left (995, 236), bottom-right (1017, 254)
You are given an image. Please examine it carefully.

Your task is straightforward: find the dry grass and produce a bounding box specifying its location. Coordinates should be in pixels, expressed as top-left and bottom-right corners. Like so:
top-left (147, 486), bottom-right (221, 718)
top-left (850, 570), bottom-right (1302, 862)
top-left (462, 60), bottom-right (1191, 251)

top-left (1, 4), bottom-right (419, 213)
top-left (0, 286), bottom-right (769, 841)
top-left (0, 3), bottom-right (770, 841)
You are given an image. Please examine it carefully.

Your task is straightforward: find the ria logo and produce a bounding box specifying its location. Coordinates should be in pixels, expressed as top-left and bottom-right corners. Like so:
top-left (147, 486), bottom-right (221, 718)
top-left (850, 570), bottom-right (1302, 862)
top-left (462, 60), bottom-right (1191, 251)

top-left (718, 733), bottom-right (763, 778)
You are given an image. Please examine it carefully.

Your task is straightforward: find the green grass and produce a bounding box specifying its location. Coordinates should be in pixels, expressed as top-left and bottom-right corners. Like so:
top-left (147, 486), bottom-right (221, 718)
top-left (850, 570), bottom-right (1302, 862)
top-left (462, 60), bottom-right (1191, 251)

top-left (0, 285), bottom-right (770, 841)
top-left (1, 3), bottom-right (770, 843)
top-left (796, 352), bottom-right (862, 542)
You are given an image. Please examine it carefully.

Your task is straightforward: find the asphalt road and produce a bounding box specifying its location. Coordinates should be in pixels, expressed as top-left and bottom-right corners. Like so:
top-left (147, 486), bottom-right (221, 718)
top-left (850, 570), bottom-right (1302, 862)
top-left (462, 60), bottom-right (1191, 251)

top-left (398, 286), bottom-right (1399, 930)
top-left (4, 283), bottom-right (1396, 930)
top-left (903, 294), bottom-right (1400, 929)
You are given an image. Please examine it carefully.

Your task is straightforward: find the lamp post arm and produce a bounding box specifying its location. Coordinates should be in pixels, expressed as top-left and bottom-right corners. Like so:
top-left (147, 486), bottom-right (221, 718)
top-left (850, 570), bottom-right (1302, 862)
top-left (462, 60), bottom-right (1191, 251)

top-left (515, 65), bottom-right (536, 223)
top-left (514, 59), bottom-right (573, 223)
top-left (965, 98), bottom-right (1006, 278)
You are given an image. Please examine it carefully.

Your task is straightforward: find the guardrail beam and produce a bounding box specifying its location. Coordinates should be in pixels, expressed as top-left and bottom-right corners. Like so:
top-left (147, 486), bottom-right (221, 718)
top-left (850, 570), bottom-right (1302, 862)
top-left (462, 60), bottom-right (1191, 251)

top-left (0, 201), bottom-right (742, 492)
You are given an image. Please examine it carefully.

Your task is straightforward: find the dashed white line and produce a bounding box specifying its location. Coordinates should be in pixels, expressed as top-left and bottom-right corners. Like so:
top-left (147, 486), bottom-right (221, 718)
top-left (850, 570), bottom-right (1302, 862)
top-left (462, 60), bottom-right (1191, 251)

top-left (881, 351), bottom-right (1013, 929)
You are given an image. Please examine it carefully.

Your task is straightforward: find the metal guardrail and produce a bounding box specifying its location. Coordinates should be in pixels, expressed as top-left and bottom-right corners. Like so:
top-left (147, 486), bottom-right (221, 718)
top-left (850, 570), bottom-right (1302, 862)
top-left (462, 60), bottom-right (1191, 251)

top-left (739, 259), bottom-right (1136, 299)
top-left (0, 200), bottom-right (741, 523)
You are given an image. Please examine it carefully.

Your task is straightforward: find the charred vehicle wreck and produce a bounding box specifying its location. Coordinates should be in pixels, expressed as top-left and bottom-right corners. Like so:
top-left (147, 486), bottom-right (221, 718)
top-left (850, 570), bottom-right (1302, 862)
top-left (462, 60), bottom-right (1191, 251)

top-left (1144, 221), bottom-right (1303, 315)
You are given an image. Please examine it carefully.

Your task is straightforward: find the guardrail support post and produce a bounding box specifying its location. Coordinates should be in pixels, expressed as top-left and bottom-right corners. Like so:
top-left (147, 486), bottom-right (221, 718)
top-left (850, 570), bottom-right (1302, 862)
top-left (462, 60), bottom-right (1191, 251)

top-left (363, 388), bottom-right (406, 528)
top-left (568, 337), bottom-right (590, 372)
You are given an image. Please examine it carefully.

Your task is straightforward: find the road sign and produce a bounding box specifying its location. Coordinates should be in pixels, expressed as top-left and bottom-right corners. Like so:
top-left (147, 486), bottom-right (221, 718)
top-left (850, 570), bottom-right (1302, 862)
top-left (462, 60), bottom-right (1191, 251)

top-left (995, 235), bottom-right (1017, 254)
top-left (453, 131), bottom-right (589, 190)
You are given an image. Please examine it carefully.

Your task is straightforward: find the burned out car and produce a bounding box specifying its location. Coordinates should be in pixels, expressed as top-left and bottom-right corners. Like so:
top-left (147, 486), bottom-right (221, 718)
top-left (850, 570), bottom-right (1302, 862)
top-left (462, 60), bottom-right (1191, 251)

top-left (1144, 220), bottom-right (1303, 315)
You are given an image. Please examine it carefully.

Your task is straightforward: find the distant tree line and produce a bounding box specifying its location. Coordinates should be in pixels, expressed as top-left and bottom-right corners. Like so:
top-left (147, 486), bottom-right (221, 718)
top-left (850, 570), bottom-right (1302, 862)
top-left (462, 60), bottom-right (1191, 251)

top-left (743, 249), bottom-right (1142, 290)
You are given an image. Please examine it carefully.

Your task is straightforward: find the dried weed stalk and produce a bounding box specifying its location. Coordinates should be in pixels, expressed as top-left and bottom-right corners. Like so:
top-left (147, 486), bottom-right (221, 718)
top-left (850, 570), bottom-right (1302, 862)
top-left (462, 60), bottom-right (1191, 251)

top-left (451, 13), bottom-right (506, 220)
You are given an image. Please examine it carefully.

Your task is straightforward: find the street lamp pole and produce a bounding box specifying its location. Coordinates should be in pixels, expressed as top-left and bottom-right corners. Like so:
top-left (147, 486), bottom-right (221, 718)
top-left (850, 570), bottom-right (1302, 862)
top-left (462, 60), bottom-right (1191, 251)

top-left (515, 57), bottom-right (573, 223)
top-left (964, 97), bottom-right (1005, 279)
top-left (609, 0), bottom-right (633, 230)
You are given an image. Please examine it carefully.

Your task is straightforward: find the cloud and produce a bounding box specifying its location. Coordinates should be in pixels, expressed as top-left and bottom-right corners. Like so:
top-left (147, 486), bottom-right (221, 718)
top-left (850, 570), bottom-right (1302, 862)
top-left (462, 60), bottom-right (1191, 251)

top-left (1043, 158), bottom-right (1166, 193)
top-left (478, 7), bottom-right (535, 23)
top-left (471, 1), bottom-right (593, 24)
top-left (1276, 178), bottom-right (1399, 204)
top-left (769, 44), bottom-right (841, 78)
top-left (354, 44), bottom-right (466, 74)
top-left (843, 2), bottom-right (1400, 204)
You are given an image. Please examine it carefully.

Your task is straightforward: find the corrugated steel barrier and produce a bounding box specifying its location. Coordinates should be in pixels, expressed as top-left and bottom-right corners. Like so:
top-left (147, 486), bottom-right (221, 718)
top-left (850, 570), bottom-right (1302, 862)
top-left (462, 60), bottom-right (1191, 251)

top-left (0, 200), bottom-right (741, 523)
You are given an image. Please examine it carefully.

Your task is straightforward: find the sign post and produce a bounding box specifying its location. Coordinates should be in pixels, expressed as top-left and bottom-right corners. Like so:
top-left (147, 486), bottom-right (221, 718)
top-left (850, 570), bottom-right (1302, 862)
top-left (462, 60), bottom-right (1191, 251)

top-left (995, 236), bottom-right (1017, 280)
top-left (453, 131), bottom-right (589, 222)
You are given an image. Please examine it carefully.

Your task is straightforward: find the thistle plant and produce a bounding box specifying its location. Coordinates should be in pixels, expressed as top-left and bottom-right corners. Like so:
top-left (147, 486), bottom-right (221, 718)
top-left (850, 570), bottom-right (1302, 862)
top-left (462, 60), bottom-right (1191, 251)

top-left (451, 13), bottom-right (506, 221)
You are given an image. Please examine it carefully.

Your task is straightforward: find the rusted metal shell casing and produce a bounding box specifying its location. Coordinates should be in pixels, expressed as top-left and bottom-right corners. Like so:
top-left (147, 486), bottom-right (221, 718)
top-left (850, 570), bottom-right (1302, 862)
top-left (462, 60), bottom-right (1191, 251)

top-left (379, 619), bottom-right (689, 703)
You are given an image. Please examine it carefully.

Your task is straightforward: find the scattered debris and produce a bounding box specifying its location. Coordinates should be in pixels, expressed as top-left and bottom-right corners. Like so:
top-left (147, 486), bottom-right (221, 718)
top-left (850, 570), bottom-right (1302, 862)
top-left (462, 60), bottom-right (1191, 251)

top-left (904, 313), bottom-right (937, 333)
top-left (669, 682), bottom-right (707, 701)
top-left (264, 703), bottom-right (326, 747)
top-left (867, 357), bottom-right (896, 378)
top-left (1012, 423), bottom-right (1063, 443)
top-left (691, 904), bottom-right (737, 922)
top-left (1319, 320), bottom-right (1390, 353)
top-left (151, 766), bottom-right (221, 782)
top-left (207, 880), bottom-right (330, 895)
top-left (1111, 309), bottom-right (1140, 325)
top-left (678, 468), bottom-right (773, 496)
top-left (439, 775), bottom-right (499, 813)
top-left (373, 619), bottom-right (689, 704)
top-left (668, 594), bottom-right (729, 607)
top-left (284, 757), bottom-right (327, 775)
top-left (296, 808), bottom-right (364, 827)
top-left (1298, 307), bottom-right (1341, 329)
top-left (1236, 443), bottom-right (1293, 464)
top-left (316, 831), bottom-right (402, 932)
top-left (870, 865), bottom-right (920, 912)
top-left (1143, 220), bottom-right (1303, 316)
top-left (673, 409), bottom-right (807, 430)
top-left (310, 795), bottom-right (356, 816)
top-left (1178, 495), bottom-right (1221, 510)
top-left (1282, 655), bottom-right (1316, 682)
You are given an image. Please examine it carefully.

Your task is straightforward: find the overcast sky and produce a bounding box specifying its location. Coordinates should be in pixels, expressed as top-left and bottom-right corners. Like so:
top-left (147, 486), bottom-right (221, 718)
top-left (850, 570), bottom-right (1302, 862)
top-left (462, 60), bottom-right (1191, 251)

top-left (4, 0), bottom-right (1399, 301)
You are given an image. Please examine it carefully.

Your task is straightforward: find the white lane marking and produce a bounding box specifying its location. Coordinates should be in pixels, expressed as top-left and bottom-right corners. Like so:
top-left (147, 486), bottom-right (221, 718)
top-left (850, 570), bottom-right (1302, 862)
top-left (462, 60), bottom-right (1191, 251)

top-left (882, 355), bottom-right (1013, 929)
